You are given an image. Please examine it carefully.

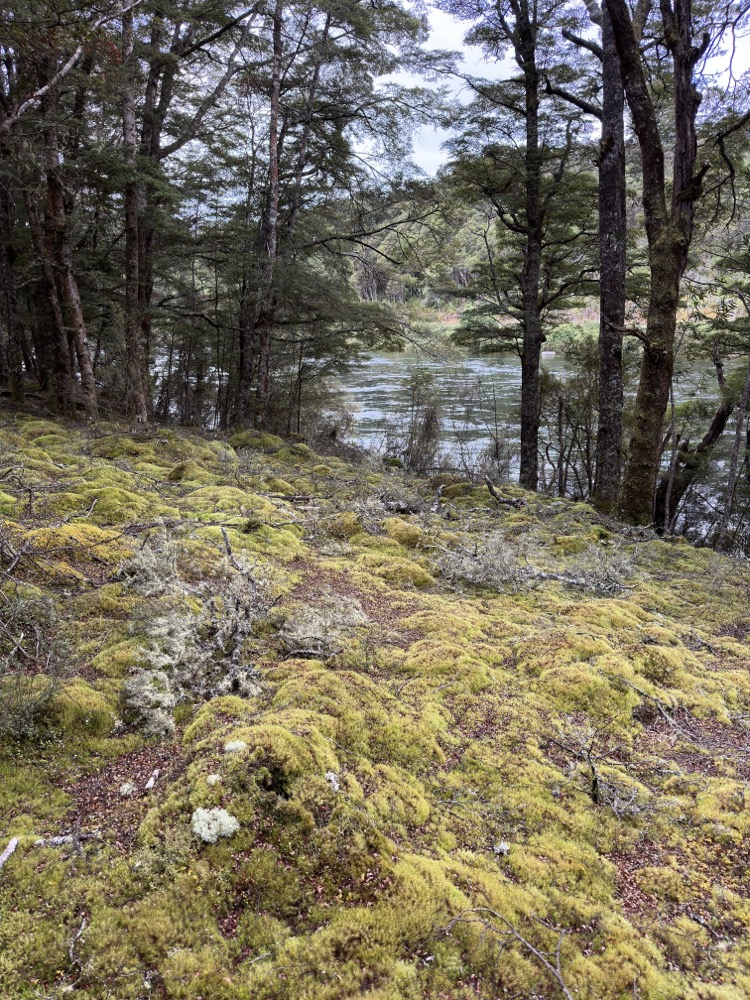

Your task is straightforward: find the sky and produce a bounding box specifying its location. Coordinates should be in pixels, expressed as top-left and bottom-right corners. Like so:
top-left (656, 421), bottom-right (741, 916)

top-left (401, 9), bottom-right (513, 175)
top-left (401, 6), bottom-right (750, 176)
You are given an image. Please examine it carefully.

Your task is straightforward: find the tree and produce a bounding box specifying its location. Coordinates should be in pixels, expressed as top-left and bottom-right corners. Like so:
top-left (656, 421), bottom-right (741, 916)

top-left (440, 0), bottom-right (598, 490)
top-left (605, 0), bottom-right (715, 523)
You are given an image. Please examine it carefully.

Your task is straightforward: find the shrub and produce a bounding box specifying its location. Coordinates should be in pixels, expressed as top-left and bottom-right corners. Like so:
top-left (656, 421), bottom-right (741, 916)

top-left (278, 589), bottom-right (368, 660)
top-left (0, 588), bottom-right (68, 742)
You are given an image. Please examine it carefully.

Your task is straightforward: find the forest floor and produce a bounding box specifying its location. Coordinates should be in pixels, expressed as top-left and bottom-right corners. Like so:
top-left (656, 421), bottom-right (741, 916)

top-left (1, 413), bottom-right (749, 999)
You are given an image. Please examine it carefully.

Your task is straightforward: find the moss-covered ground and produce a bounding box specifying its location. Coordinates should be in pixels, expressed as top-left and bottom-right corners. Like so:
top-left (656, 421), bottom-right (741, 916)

top-left (1, 414), bottom-right (749, 999)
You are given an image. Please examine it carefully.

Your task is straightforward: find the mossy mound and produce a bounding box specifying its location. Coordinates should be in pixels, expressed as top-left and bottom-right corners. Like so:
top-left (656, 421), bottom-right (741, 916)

top-left (1, 415), bottom-right (750, 999)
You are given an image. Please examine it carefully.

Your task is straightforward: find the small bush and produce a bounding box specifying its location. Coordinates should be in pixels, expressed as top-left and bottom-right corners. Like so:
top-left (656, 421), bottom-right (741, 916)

top-left (278, 589), bottom-right (368, 660)
top-left (0, 589), bottom-right (68, 742)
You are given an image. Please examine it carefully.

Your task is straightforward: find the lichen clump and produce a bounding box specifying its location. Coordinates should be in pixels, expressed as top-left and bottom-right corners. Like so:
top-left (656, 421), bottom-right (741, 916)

top-left (191, 807), bottom-right (240, 843)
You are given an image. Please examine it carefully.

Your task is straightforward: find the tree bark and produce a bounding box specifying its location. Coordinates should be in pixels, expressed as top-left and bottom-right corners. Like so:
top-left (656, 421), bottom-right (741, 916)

top-left (606, 0), bottom-right (705, 523)
top-left (593, 4), bottom-right (626, 510)
top-left (24, 193), bottom-right (76, 417)
top-left (43, 124), bottom-right (98, 420)
top-left (0, 174), bottom-right (25, 403)
top-left (122, 2), bottom-right (149, 422)
top-left (715, 358), bottom-right (750, 551)
top-left (518, 10), bottom-right (544, 491)
top-left (254, 0), bottom-right (284, 428)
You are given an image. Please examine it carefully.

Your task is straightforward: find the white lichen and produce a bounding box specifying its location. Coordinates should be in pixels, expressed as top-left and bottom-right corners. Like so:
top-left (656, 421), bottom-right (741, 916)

top-left (224, 740), bottom-right (248, 753)
top-left (325, 771), bottom-right (340, 793)
top-left (119, 781), bottom-right (138, 798)
top-left (206, 774), bottom-right (222, 786)
top-left (191, 807), bottom-right (239, 843)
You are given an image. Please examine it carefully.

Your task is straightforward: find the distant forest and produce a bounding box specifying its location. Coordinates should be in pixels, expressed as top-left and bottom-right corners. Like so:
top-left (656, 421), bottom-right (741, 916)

top-left (2, 0), bottom-right (750, 542)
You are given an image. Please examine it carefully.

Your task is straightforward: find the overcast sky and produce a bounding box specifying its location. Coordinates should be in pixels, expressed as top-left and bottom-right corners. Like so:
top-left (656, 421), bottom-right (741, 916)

top-left (402, 8), bottom-right (512, 175)
top-left (403, 6), bottom-right (750, 176)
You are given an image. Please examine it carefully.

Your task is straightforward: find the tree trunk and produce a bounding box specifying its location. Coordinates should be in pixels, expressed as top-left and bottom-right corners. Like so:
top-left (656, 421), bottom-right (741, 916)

top-left (519, 18), bottom-right (543, 491)
top-left (618, 248), bottom-right (681, 521)
top-left (715, 358), bottom-right (750, 551)
top-left (0, 175), bottom-right (25, 403)
top-left (593, 4), bottom-right (626, 510)
top-left (24, 193), bottom-right (76, 417)
top-left (254, 0), bottom-right (283, 427)
top-left (122, 3), bottom-right (149, 422)
top-left (43, 130), bottom-right (98, 420)
top-left (606, 0), bottom-right (704, 523)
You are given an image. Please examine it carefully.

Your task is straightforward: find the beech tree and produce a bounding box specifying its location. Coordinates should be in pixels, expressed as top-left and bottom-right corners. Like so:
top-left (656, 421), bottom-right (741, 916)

top-left (603, 0), bottom-right (746, 523)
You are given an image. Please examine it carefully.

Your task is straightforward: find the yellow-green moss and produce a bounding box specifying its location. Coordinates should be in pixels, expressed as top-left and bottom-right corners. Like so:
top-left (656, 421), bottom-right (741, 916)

top-left (229, 430), bottom-right (285, 451)
top-left (51, 679), bottom-right (115, 735)
top-left (383, 517), bottom-right (425, 548)
top-left (327, 511), bottom-right (363, 539)
top-left (3, 416), bottom-right (750, 1000)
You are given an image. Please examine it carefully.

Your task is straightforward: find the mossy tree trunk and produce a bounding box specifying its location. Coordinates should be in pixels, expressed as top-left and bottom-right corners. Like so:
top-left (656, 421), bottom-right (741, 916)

top-left (592, 3), bottom-right (626, 511)
top-left (122, 2), bottom-right (149, 424)
top-left (606, 0), bottom-right (707, 524)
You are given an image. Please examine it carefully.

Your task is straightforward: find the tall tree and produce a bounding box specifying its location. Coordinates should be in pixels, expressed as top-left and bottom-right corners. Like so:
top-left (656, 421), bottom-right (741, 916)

top-left (605, 0), bottom-right (711, 523)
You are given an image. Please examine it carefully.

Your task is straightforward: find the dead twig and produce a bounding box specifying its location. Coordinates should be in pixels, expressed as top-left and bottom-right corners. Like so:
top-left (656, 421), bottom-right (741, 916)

top-left (485, 477), bottom-right (525, 509)
top-left (0, 837), bottom-right (19, 870)
top-left (446, 907), bottom-right (574, 1000)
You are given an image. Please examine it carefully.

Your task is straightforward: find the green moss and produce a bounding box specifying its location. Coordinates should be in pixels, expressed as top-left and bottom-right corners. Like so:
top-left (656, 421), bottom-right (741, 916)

top-left (383, 517), bottom-right (425, 548)
top-left (3, 416), bottom-right (750, 998)
top-left (51, 679), bottom-right (115, 735)
top-left (356, 551), bottom-right (434, 588)
top-left (327, 511), bottom-right (363, 539)
top-left (275, 443), bottom-right (313, 463)
top-left (167, 460), bottom-right (217, 484)
top-left (229, 430), bottom-right (285, 451)
top-left (89, 436), bottom-right (156, 460)
top-left (0, 490), bottom-right (19, 516)
top-left (23, 524), bottom-right (133, 566)
top-left (552, 534), bottom-right (589, 555)
top-left (265, 476), bottom-right (296, 494)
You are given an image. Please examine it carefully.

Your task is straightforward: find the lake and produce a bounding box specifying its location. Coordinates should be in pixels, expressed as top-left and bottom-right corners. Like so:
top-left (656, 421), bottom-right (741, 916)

top-left (336, 349), bottom-right (724, 469)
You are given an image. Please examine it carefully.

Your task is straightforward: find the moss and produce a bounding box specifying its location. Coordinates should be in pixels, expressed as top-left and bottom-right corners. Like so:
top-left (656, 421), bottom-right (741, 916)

top-left (4, 416), bottom-right (750, 998)
top-left (383, 517), bottom-right (425, 549)
top-left (327, 511), bottom-right (363, 539)
top-left (187, 485), bottom-right (276, 518)
top-left (552, 534), bottom-right (589, 555)
top-left (23, 523), bottom-right (133, 565)
top-left (442, 482), bottom-right (473, 499)
top-left (167, 460), bottom-right (217, 484)
top-left (17, 419), bottom-right (68, 440)
top-left (275, 443), bottom-right (313, 463)
top-left (92, 637), bottom-right (146, 677)
top-left (229, 430), bottom-right (285, 451)
top-left (0, 490), bottom-right (19, 516)
top-left (265, 476), bottom-right (296, 494)
top-left (356, 551), bottom-right (434, 588)
top-left (51, 679), bottom-right (115, 735)
top-left (89, 436), bottom-right (156, 460)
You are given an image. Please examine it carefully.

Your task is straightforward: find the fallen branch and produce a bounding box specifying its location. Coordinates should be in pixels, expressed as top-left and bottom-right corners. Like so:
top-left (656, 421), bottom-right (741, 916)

top-left (485, 477), bottom-right (525, 509)
top-left (446, 908), bottom-right (574, 1000)
top-left (69, 915), bottom-right (88, 968)
top-left (34, 831), bottom-right (101, 848)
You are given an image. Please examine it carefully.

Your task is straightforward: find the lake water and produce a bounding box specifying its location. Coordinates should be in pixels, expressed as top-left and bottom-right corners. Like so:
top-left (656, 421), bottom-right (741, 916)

top-left (336, 350), bottom-right (723, 467)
